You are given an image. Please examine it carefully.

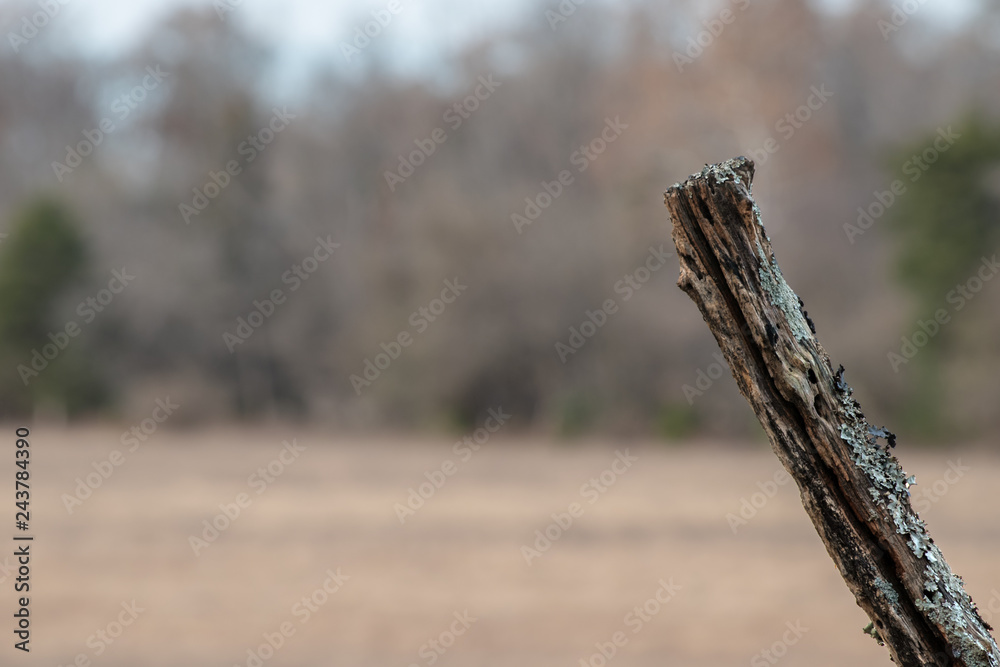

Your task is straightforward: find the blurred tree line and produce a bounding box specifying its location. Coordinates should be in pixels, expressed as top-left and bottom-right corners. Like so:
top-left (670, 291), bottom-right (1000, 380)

top-left (0, 0), bottom-right (998, 441)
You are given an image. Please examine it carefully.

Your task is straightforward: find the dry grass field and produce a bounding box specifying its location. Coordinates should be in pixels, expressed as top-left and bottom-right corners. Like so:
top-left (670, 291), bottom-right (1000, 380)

top-left (13, 425), bottom-right (1000, 666)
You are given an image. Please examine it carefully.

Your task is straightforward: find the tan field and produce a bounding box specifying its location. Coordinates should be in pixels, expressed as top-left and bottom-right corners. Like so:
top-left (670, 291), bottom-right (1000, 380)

top-left (16, 426), bottom-right (1000, 666)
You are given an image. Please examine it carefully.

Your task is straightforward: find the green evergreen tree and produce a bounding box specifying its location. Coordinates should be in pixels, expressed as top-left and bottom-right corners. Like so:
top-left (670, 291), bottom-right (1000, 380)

top-left (886, 114), bottom-right (1000, 437)
top-left (0, 198), bottom-right (106, 416)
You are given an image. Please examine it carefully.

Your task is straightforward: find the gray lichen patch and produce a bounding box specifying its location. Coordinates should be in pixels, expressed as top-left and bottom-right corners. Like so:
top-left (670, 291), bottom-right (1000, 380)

top-left (747, 197), bottom-right (772, 242)
top-left (752, 200), bottom-right (767, 229)
top-left (668, 156), bottom-right (755, 195)
top-left (838, 385), bottom-right (930, 556)
top-left (836, 374), bottom-right (1000, 667)
top-left (914, 562), bottom-right (1000, 667)
top-left (876, 576), bottom-right (900, 606)
top-left (755, 240), bottom-right (813, 343)
top-left (700, 156), bottom-right (747, 183)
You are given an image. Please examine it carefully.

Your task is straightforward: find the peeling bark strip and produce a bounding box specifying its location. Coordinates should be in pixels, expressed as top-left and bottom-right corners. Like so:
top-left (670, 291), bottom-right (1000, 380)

top-left (664, 157), bottom-right (1000, 667)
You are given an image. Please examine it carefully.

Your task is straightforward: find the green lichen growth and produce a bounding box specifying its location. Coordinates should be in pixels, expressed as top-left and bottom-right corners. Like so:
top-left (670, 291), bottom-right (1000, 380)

top-left (864, 621), bottom-right (886, 646)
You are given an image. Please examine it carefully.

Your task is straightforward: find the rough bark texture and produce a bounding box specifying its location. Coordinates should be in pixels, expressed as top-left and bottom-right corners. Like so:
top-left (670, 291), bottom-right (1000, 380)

top-left (664, 156), bottom-right (1000, 667)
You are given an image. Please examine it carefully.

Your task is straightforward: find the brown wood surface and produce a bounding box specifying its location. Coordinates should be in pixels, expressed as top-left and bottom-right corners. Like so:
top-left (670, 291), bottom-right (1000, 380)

top-left (664, 156), bottom-right (1000, 667)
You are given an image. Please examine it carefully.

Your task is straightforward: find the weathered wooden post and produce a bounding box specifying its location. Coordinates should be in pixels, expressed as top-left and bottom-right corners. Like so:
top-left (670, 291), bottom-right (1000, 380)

top-left (664, 156), bottom-right (999, 667)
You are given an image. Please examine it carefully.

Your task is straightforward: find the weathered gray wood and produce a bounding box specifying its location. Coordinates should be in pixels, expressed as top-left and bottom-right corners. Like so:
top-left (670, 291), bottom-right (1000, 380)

top-left (664, 156), bottom-right (999, 667)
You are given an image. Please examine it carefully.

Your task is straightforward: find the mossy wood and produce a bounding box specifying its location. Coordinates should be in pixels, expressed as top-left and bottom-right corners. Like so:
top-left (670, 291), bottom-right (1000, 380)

top-left (664, 157), bottom-right (999, 667)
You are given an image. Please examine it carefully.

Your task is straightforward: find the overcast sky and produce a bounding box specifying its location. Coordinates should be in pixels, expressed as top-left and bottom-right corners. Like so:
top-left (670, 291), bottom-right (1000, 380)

top-left (6, 0), bottom-right (985, 88)
top-left (35, 0), bottom-right (538, 66)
